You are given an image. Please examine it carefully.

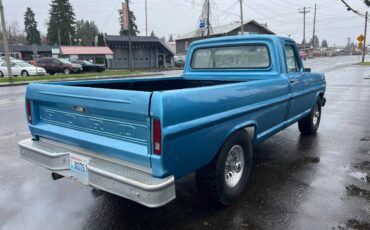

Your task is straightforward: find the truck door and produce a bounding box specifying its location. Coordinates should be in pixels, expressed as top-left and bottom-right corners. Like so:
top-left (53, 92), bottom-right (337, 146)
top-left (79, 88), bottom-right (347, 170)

top-left (284, 44), bottom-right (312, 121)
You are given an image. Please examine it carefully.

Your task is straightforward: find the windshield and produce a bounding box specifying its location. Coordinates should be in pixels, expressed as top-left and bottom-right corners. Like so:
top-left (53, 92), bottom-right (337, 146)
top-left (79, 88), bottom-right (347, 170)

top-left (60, 59), bottom-right (72, 64)
top-left (191, 45), bottom-right (270, 69)
top-left (16, 62), bottom-right (34, 67)
top-left (81, 60), bottom-right (92, 65)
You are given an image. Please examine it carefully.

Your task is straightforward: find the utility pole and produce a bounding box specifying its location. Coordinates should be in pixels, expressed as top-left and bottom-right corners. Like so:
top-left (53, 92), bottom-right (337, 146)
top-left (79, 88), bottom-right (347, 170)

top-left (312, 4), bottom-right (317, 49)
top-left (0, 0), bottom-right (12, 78)
top-left (299, 6), bottom-right (311, 52)
top-left (239, 0), bottom-right (244, 35)
top-left (206, 0), bottom-right (210, 36)
top-left (362, 11), bottom-right (368, 63)
top-left (125, 0), bottom-right (134, 71)
top-left (58, 28), bottom-right (61, 46)
top-left (145, 0), bottom-right (148, 36)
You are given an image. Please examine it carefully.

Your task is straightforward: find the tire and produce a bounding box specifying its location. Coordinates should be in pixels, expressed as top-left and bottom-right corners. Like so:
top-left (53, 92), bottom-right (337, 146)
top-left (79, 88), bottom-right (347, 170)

top-left (48, 71), bottom-right (56, 75)
top-left (196, 130), bottom-right (253, 206)
top-left (298, 98), bottom-right (322, 135)
top-left (64, 68), bottom-right (71, 75)
top-left (0, 71), bottom-right (3, 78)
top-left (21, 70), bottom-right (29, 77)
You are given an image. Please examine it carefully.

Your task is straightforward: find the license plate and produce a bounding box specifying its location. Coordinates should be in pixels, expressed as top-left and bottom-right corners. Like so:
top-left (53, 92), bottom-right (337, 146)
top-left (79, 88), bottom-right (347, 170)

top-left (70, 153), bottom-right (90, 176)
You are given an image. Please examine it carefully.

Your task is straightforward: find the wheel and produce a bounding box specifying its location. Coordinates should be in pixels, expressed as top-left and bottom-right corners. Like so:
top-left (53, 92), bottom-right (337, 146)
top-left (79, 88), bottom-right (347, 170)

top-left (298, 98), bottom-right (322, 135)
top-left (21, 70), bottom-right (29, 77)
top-left (48, 71), bottom-right (56, 75)
top-left (0, 71), bottom-right (3, 78)
top-left (196, 130), bottom-right (253, 206)
top-left (64, 68), bottom-right (71, 75)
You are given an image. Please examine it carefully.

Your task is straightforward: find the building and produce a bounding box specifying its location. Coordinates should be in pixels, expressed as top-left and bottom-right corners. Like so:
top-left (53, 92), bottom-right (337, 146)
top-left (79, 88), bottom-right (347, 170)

top-left (105, 35), bottom-right (175, 69)
top-left (175, 20), bottom-right (275, 54)
top-left (0, 44), bottom-right (57, 61)
top-left (60, 46), bottom-right (114, 65)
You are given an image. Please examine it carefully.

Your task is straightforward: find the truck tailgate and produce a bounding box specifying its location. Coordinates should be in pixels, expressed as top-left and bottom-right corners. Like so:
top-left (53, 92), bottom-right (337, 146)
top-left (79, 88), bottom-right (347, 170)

top-left (26, 83), bottom-right (152, 167)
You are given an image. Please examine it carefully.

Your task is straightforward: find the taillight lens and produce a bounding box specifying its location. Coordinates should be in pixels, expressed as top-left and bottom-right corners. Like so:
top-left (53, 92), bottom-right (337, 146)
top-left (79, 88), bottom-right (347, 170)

top-left (153, 119), bottom-right (161, 155)
top-left (26, 100), bottom-right (32, 123)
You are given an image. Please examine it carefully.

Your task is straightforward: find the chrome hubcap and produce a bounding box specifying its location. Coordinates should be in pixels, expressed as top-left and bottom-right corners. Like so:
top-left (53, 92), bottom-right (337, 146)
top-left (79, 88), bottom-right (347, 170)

top-left (225, 145), bottom-right (244, 188)
top-left (313, 104), bottom-right (320, 126)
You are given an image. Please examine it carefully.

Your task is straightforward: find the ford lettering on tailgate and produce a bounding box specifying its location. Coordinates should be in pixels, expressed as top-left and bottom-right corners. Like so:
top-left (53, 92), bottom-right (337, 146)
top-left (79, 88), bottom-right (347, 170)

top-left (39, 106), bottom-right (146, 144)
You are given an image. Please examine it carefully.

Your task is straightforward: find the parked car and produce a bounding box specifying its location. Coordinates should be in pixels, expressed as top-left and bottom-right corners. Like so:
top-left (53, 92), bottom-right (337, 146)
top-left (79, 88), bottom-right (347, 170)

top-left (19, 35), bottom-right (326, 208)
top-left (0, 61), bottom-right (46, 77)
top-left (71, 60), bottom-right (106, 72)
top-left (174, 54), bottom-right (186, 67)
top-left (36, 58), bottom-right (82, 75)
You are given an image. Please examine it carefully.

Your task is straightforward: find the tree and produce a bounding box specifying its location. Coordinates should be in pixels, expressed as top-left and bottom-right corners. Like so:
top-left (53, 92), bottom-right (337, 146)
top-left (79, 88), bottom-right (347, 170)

top-left (168, 34), bottom-right (174, 42)
top-left (321, 39), bottom-right (328, 48)
top-left (47, 0), bottom-right (76, 45)
top-left (365, 0), bottom-right (370, 6)
top-left (309, 35), bottom-right (320, 48)
top-left (150, 30), bottom-right (155, 37)
top-left (119, 1), bottom-right (139, 36)
top-left (75, 20), bottom-right (99, 46)
top-left (24, 7), bottom-right (41, 45)
top-left (160, 35), bottom-right (166, 42)
top-left (97, 33), bottom-right (106, 46)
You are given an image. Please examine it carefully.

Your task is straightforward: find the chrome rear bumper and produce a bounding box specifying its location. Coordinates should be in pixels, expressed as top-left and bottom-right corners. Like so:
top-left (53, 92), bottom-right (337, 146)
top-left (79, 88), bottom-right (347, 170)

top-left (18, 138), bottom-right (175, 208)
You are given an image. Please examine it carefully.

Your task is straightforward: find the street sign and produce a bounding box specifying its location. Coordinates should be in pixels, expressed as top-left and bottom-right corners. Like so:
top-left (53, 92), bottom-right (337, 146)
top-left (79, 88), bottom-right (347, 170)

top-left (358, 42), bottom-right (363, 49)
top-left (199, 19), bottom-right (205, 29)
top-left (357, 34), bottom-right (365, 43)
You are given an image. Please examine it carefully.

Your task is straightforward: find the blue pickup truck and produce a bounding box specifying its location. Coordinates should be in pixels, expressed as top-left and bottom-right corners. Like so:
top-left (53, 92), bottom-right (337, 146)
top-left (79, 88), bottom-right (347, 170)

top-left (18, 35), bottom-right (326, 207)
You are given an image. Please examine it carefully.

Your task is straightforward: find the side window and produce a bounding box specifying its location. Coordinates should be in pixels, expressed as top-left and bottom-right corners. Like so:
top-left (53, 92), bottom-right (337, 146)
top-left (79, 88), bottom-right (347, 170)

top-left (52, 59), bottom-right (60, 65)
top-left (284, 45), bottom-right (299, 72)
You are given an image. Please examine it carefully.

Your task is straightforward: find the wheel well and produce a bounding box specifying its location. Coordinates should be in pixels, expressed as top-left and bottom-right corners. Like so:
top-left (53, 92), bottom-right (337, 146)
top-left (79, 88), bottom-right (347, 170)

top-left (318, 92), bottom-right (324, 101)
top-left (203, 124), bottom-right (256, 170)
top-left (243, 126), bottom-right (256, 143)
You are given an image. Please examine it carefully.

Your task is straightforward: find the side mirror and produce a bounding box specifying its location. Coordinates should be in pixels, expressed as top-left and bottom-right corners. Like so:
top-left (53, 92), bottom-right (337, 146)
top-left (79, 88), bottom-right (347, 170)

top-left (303, 68), bottom-right (311, 72)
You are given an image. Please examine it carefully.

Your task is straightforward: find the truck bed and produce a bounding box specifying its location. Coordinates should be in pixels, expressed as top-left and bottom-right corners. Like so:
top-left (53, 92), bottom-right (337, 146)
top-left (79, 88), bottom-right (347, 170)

top-left (68, 79), bottom-right (241, 92)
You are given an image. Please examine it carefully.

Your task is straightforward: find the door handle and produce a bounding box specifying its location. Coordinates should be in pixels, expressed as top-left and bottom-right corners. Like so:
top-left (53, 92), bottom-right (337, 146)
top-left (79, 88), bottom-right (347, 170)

top-left (290, 79), bottom-right (296, 84)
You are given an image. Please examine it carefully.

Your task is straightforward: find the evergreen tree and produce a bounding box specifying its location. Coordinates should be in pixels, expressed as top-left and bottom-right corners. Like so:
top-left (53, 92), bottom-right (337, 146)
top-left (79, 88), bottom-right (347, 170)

top-left (97, 33), bottom-right (106, 46)
top-left (309, 35), bottom-right (320, 48)
top-left (75, 20), bottom-right (99, 46)
top-left (24, 8), bottom-right (41, 45)
top-left (160, 36), bottom-right (166, 42)
top-left (365, 0), bottom-right (370, 6)
top-left (168, 34), bottom-right (174, 42)
top-left (47, 0), bottom-right (76, 45)
top-left (119, 1), bottom-right (139, 36)
top-left (150, 30), bottom-right (155, 37)
top-left (321, 39), bottom-right (328, 48)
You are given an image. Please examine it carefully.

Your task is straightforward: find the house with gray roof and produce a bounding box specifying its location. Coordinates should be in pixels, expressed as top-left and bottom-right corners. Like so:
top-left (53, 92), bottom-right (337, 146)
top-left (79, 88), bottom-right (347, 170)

top-left (105, 35), bottom-right (175, 69)
top-left (175, 20), bottom-right (275, 54)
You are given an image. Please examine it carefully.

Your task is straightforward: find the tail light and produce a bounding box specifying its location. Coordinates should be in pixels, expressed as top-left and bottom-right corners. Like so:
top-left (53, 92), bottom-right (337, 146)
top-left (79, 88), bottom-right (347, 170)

top-left (153, 119), bottom-right (162, 155)
top-left (26, 100), bottom-right (32, 123)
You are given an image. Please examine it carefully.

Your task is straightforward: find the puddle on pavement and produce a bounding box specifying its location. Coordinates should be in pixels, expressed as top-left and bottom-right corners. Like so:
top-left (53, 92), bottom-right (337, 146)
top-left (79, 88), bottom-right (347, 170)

top-left (303, 156), bottom-right (320, 163)
top-left (346, 185), bottom-right (370, 200)
top-left (353, 161), bottom-right (370, 171)
top-left (345, 219), bottom-right (370, 230)
top-left (349, 172), bottom-right (369, 183)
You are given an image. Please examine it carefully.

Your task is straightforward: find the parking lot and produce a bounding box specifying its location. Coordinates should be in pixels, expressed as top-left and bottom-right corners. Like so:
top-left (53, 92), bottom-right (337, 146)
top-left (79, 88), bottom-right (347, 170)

top-left (0, 56), bottom-right (369, 230)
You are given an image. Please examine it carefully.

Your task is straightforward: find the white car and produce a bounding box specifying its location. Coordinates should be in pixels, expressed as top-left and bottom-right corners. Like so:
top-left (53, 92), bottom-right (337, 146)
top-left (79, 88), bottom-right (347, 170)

top-left (0, 61), bottom-right (46, 77)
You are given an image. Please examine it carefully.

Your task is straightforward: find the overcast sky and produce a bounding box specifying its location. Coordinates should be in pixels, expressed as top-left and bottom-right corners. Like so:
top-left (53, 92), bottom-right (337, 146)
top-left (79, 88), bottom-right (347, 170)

top-left (2, 0), bottom-right (369, 46)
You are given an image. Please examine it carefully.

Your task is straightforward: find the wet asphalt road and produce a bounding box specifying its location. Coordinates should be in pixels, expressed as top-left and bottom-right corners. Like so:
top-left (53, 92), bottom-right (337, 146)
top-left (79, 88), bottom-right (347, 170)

top-left (0, 56), bottom-right (369, 230)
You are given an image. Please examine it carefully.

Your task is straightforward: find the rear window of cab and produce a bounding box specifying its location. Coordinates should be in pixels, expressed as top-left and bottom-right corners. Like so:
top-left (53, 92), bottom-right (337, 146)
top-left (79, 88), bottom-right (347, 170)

top-left (190, 44), bottom-right (271, 69)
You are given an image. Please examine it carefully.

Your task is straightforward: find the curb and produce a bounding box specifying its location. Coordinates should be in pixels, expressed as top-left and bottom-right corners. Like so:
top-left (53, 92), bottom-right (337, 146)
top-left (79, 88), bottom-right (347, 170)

top-left (0, 72), bottom-right (164, 88)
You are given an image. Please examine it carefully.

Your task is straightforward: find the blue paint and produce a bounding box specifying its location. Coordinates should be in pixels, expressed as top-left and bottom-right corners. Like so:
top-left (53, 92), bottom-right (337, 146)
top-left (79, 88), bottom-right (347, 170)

top-left (24, 35), bottom-right (326, 179)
